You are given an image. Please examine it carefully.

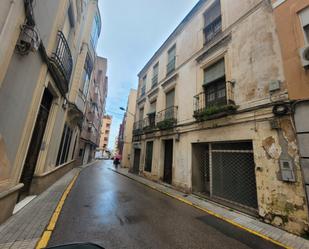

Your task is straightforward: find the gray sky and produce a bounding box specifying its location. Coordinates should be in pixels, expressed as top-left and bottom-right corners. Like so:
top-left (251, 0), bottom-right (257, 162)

top-left (97, 0), bottom-right (199, 149)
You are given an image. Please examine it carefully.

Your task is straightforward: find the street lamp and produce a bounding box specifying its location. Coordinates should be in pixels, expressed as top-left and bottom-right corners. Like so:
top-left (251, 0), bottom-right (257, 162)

top-left (119, 107), bottom-right (135, 117)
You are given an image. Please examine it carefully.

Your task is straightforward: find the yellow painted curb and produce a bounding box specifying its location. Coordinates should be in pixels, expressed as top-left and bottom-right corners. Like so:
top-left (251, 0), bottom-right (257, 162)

top-left (111, 169), bottom-right (292, 249)
top-left (36, 172), bottom-right (80, 249)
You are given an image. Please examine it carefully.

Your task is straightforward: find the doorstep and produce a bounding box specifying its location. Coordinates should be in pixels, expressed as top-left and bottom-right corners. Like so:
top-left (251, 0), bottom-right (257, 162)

top-left (110, 167), bottom-right (309, 249)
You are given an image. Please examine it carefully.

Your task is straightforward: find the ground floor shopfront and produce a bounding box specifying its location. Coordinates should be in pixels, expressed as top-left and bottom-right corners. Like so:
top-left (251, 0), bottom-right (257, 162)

top-left (130, 115), bottom-right (309, 235)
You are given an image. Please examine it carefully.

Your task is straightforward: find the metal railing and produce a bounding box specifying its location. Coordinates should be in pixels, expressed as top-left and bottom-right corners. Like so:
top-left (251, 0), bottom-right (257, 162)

top-left (156, 106), bottom-right (177, 126)
top-left (166, 57), bottom-right (176, 76)
top-left (49, 31), bottom-right (73, 95)
top-left (194, 91), bottom-right (227, 114)
top-left (133, 120), bottom-right (144, 135)
top-left (143, 113), bottom-right (156, 130)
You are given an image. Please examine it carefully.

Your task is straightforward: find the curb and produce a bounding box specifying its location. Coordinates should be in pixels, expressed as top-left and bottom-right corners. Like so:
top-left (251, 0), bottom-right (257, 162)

top-left (109, 167), bottom-right (292, 249)
top-left (35, 161), bottom-right (98, 249)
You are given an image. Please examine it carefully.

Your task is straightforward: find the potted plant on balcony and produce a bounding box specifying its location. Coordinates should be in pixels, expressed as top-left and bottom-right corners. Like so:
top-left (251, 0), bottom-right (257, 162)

top-left (193, 104), bottom-right (238, 122)
top-left (156, 118), bottom-right (176, 130)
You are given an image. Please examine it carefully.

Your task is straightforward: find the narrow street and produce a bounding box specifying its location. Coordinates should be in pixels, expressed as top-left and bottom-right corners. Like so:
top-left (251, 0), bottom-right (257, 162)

top-left (48, 161), bottom-right (283, 249)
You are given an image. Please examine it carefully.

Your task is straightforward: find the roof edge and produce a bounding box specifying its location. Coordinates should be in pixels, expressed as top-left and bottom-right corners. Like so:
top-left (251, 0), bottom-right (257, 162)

top-left (137, 0), bottom-right (207, 78)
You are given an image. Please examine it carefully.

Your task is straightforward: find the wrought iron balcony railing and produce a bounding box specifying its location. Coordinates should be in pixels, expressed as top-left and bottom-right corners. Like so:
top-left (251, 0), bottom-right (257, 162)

top-left (156, 106), bottom-right (177, 130)
top-left (133, 120), bottom-right (144, 135)
top-left (49, 31), bottom-right (73, 96)
top-left (193, 92), bottom-right (236, 121)
top-left (143, 112), bottom-right (156, 131)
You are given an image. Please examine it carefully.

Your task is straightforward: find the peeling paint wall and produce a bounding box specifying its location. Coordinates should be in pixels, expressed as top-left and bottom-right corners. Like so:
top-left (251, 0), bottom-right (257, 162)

top-left (132, 0), bottom-right (309, 235)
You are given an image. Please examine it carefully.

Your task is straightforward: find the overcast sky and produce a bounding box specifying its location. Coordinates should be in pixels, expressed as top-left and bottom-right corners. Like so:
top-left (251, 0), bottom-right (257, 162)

top-left (97, 0), bottom-right (199, 149)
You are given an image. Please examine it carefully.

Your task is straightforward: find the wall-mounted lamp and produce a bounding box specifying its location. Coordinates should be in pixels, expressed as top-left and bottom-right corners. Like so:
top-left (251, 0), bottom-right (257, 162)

top-left (227, 79), bottom-right (236, 86)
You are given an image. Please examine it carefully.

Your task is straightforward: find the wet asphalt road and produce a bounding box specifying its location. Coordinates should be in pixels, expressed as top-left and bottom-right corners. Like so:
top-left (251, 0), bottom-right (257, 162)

top-left (48, 161), bottom-right (283, 249)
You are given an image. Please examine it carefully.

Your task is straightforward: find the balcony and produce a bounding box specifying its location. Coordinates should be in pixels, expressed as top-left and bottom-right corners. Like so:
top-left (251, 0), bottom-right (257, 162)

top-left (193, 92), bottom-right (237, 121)
top-left (49, 31), bottom-right (73, 96)
top-left (166, 57), bottom-right (176, 76)
top-left (156, 106), bottom-right (177, 130)
top-left (143, 112), bottom-right (156, 132)
top-left (133, 120), bottom-right (144, 135)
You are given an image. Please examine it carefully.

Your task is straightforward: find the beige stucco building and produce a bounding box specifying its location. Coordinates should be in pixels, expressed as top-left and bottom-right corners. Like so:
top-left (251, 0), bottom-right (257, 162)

top-left (119, 89), bottom-right (137, 168)
top-left (78, 56), bottom-right (108, 165)
top-left (99, 115), bottom-right (112, 151)
top-left (131, 0), bottom-right (309, 235)
top-left (0, 0), bottom-right (102, 223)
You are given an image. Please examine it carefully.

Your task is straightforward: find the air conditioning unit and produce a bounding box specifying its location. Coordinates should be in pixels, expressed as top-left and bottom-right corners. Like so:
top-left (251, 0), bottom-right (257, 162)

top-left (299, 46), bottom-right (309, 69)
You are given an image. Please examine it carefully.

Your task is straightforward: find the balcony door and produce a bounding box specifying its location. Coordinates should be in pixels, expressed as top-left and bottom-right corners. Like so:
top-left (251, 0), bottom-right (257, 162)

top-left (19, 89), bottom-right (54, 201)
top-left (165, 89), bottom-right (175, 119)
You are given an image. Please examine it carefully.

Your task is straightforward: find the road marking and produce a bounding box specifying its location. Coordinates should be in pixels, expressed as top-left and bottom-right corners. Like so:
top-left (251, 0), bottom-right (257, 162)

top-left (36, 172), bottom-right (80, 249)
top-left (109, 168), bottom-right (292, 249)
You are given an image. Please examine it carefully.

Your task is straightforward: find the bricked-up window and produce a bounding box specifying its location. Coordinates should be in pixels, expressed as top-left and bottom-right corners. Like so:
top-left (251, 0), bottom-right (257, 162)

top-left (299, 7), bottom-right (309, 44)
top-left (203, 0), bottom-right (222, 44)
top-left (203, 59), bottom-right (226, 107)
top-left (144, 141), bottom-right (153, 172)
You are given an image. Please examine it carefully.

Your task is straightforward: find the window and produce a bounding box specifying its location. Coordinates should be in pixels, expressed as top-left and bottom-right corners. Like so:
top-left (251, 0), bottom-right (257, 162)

top-left (203, 59), bottom-right (226, 107)
top-left (56, 124), bottom-right (73, 166)
top-left (139, 107), bottom-right (144, 121)
top-left (152, 63), bottom-right (159, 87)
top-left (141, 75), bottom-right (146, 96)
top-left (144, 141), bottom-right (153, 172)
top-left (81, 54), bottom-right (93, 96)
top-left (204, 0), bottom-right (222, 44)
top-left (165, 90), bottom-right (175, 119)
top-left (167, 45), bottom-right (176, 75)
top-left (90, 13), bottom-right (101, 49)
top-left (148, 100), bottom-right (156, 127)
top-left (299, 8), bottom-right (309, 43)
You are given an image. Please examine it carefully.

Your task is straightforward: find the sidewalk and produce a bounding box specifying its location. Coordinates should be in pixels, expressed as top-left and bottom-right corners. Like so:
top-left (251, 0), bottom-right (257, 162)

top-left (110, 167), bottom-right (309, 249)
top-left (0, 162), bottom-right (95, 249)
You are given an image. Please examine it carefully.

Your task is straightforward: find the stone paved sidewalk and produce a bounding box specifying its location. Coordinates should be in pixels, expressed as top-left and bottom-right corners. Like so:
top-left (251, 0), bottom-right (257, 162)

top-left (110, 166), bottom-right (309, 249)
top-left (0, 162), bottom-right (96, 249)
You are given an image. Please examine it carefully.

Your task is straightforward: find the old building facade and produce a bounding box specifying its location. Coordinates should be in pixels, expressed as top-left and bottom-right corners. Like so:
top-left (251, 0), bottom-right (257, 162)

top-left (120, 89), bottom-right (137, 168)
top-left (131, 0), bottom-right (309, 235)
top-left (99, 115), bottom-right (112, 151)
top-left (78, 57), bottom-right (108, 165)
top-left (0, 0), bottom-right (102, 223)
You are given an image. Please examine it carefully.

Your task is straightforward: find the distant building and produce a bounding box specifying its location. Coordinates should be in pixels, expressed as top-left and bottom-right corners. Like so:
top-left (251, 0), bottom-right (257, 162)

top-left (78, 57), bottom-right (108, 165)
top-left (119, 89), bottom-right (137, 168)
top-left (99, 115), bottom-right (112, 151)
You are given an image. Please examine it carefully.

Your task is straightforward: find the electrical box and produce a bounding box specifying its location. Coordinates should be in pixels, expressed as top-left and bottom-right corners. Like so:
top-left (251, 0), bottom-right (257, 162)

top-left (280, 160), bottom-right (296, 182)
top-left (269, 80), bottom-right (281, 92)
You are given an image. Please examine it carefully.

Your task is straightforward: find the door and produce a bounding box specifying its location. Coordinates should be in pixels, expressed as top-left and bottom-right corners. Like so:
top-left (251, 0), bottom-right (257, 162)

top-left (83, 144), bottom-right (90, 165)
top-left (163, 140), bottom-right (173, 184)
top-left (133, 149), bottom-right (141, 174)
top-left (19, 89), bottom-right (54, 200)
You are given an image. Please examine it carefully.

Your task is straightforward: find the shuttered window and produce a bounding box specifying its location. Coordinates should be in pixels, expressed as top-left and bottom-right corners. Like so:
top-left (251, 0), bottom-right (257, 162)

top-left (166, 89), bottom-right (175, 108)
top-left (204, 0), bottom-right (222, 44)
top-left (204, 59), bottom-right (226, 107)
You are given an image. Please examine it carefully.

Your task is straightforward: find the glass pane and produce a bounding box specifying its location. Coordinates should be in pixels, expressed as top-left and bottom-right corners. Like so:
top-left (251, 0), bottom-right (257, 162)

top-left (204, 0), bottom-right (221, 26)
top-left (166, 90), bottom-right (175, 108)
